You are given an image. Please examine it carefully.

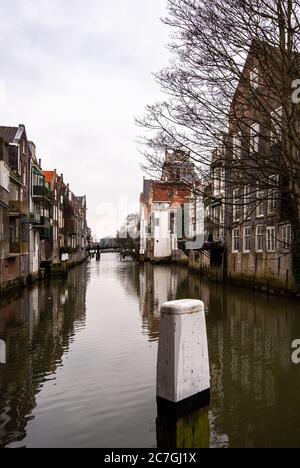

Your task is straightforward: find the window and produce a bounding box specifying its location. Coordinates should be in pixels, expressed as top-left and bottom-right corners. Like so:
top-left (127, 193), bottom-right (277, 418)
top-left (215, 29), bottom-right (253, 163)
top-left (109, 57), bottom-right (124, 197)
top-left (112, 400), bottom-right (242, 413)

top-left (256, 185), bottom-right (265, 218)
top-left (212, 206), bottom-right (220, 226)
top-left (233, 133), bottom-right (242, 160)
top-left (250, 67), bottom-right (259, 89)
top-left (281, 224), bottom-right (291, 251)
top-left (250, 123), bottom-right (260, 154)
top-left (232, 228), bottom-right (240, 253)
top-left (256, 225), bottom-right (264, 252)
top-left (271, 107), bottom-right (283, 143)
top-left (244, 186), bottom-right (252, 220)
top-left (243, 227), bottom-right (251, 253)
top-left (233, 189), bottom-right (240, 222)
top-left (266, 226), bottom-right (276, 252)
top-left (220, 204), bottom-right (224, 225)
top-left (268, 175), bottom-right (280, 214)
top-left (213, 166), bottom-right (225, 197)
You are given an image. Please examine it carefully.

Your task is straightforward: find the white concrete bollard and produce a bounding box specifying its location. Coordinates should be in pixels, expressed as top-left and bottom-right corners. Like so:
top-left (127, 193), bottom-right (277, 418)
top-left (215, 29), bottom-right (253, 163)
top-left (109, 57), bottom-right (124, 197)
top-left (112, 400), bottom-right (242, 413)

top-left (157, 300), bottom-right (210, 412)
top-left (0, 339), bottom-right (6, 364)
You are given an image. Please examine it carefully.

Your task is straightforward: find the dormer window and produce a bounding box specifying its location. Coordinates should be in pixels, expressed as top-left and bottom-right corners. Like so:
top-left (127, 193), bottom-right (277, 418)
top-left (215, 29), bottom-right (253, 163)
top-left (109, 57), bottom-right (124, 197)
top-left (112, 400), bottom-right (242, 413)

top-left (250, 67), bottom-right (259, 89)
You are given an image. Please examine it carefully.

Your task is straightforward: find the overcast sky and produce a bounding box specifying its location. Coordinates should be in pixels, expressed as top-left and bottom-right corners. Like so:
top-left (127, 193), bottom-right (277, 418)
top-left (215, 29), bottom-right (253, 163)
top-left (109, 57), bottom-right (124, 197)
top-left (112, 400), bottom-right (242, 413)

top-left (0, 0), bottom-right (169, 239)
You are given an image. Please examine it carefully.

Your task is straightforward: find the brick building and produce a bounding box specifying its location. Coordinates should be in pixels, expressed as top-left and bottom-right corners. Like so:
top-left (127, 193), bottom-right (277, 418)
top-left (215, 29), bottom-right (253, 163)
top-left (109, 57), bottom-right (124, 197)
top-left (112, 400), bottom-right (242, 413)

top-left (0, 124), bottom-right (90, 292)
top-left (202, 41), bottom-right (299, 293)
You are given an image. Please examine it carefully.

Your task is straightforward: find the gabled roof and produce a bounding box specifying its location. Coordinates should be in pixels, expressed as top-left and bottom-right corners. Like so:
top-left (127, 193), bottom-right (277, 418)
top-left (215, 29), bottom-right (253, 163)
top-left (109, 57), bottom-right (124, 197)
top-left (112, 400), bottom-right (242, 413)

top-left (43, 171), bottom-right (56, 184)
top-left (231, 39), bottom-right (300, 112)
top-left (151, 181), bottom-right (191, 203)
top-left (0, 127), bottom-right (18, 143)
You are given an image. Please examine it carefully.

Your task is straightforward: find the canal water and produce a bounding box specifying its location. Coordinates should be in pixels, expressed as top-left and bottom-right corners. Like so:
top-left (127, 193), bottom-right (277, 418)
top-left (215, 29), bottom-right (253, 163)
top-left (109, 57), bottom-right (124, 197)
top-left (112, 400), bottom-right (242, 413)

top-left (0, 253), bottom-right (300, 448)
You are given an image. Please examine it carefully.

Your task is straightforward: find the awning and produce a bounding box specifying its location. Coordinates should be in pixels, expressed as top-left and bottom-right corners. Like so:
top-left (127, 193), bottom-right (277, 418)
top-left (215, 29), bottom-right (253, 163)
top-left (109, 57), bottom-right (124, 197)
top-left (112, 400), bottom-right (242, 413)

top-left (32, 166), bottom-right (43, 176)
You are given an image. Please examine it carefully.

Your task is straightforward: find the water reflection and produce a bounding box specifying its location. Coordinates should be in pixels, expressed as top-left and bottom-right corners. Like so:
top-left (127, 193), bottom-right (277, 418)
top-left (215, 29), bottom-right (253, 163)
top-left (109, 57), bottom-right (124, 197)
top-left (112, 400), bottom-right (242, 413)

top-left (157, 405), bottom-right (210, 449)
top-left (0, 265), bottom-right (88, 448)
top-left (125, 262), bottom-right (300, 448)
top-left (0, 256), bottom-right (300, 448)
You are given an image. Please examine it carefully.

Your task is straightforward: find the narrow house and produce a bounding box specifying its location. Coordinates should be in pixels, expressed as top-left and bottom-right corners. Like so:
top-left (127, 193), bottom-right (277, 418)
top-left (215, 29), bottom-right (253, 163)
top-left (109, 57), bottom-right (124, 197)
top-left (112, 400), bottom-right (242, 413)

top-left (0, 125), bottom-right (31, 289)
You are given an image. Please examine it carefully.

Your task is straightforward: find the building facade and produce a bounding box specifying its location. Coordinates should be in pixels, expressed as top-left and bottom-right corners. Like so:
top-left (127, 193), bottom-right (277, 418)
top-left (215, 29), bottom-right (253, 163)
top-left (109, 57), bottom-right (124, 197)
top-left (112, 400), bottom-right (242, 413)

top-left (140, 150), bottom-right (204, 262)
top-left (0, 124), bottom-right (90, 292)
top-left (201, 42), bottom-right (299, 293)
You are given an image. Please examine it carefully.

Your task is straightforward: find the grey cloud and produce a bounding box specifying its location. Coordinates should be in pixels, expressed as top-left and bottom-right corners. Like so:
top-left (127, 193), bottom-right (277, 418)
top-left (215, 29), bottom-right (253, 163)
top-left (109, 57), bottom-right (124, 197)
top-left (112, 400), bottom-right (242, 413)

top-left (0, 0), bottom-right (168, 237)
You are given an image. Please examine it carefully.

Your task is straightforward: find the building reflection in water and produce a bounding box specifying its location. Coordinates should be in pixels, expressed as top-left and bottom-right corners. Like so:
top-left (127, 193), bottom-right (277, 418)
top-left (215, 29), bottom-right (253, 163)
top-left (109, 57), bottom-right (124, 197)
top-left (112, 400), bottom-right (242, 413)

top-left (157, 405), bottom-right (210, 449)
top-left (133, 263), bottom-right (300, 448)
top-left (0, 264), bottom-right (89, 448)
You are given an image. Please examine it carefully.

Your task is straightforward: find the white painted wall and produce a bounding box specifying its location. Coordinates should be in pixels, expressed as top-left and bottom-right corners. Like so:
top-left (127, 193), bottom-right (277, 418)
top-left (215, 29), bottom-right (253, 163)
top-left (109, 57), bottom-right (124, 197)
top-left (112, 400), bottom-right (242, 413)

top-left (139, 203), bottom-right (148, 255)
top-left (153, 210), bottom-right (171, 259)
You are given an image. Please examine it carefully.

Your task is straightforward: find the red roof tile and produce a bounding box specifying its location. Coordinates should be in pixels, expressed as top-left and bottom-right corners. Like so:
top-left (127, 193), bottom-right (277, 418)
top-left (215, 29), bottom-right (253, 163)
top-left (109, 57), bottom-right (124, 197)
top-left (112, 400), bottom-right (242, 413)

top-left (152, 182), bottom-right (191, 203)
top-left (43, 171), bottom-right (55, 184)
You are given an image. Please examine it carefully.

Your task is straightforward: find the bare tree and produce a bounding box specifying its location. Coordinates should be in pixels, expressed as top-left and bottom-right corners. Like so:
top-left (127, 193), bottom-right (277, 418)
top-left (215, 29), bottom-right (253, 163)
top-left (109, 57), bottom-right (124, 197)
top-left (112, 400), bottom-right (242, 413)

top-left (136, 0), bottom-right (300, 289)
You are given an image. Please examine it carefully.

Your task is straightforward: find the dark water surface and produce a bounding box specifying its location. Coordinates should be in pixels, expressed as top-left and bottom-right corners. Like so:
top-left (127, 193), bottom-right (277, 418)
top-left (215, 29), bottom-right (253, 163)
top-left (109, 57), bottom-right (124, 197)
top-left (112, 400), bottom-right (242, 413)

top-left (0, 253), bottom-right (300, 448)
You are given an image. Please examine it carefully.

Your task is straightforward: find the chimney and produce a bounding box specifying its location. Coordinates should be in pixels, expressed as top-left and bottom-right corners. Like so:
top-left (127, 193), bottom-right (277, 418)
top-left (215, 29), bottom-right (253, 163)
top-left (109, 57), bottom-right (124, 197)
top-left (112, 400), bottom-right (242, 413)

top-left (39, 158), bottom-right (42, 168)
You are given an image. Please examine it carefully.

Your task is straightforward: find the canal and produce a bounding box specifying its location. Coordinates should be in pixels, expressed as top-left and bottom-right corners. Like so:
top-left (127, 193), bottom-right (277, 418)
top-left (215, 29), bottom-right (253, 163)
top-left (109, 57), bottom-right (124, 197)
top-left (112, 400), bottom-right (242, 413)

top-left (0, 253), bottom-right (300, 448)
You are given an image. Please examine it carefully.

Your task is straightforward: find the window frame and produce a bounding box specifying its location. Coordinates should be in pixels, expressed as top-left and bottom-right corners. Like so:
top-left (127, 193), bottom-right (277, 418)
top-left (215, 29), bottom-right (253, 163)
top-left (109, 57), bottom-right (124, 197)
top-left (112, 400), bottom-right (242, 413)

top-left (233, 188), bottom-right (240, 222)
top-left (256, 185), bottom-right (265, 218)
top-left (255, 225), bottom-right (264, 253)
top-left (243, 226), bottom-right (251, 253)
top-left (250, 123), bottom-right (260, 154)
top-left (232, 227), bottom-right (240, 253)
top-left (268, 174), bottom-right (280, 214)
top-left (266, 226), bottom-right (276, 253)
top-left (281, 224), bottom-right (291, 252)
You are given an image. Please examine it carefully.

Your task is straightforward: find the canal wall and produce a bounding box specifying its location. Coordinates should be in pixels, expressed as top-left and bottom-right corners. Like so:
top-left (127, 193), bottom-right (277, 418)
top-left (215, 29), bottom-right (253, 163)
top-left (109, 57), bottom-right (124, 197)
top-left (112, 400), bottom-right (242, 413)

top-left (168, 249), bottom-right (296, 297)
top-left (226, 251), bottom-right (295, 296)
top-left (50, 252), bottom-right (88, 277)
top-left (0, 251), bottom-right (89, 294)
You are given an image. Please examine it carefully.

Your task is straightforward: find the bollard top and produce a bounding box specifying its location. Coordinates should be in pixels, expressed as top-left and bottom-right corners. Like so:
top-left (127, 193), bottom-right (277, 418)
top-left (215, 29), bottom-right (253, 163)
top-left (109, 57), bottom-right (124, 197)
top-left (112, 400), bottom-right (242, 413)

top-left (161, 299), bottom-right (204, 316)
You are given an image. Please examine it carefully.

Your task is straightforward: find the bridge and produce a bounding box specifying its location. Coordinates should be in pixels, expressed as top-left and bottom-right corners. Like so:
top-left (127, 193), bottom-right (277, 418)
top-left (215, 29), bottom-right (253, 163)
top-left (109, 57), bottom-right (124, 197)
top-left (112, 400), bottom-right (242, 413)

top-left (87, 245), bottom-right (120, 254)
top-left (87, 244), bottom-right (137, 260)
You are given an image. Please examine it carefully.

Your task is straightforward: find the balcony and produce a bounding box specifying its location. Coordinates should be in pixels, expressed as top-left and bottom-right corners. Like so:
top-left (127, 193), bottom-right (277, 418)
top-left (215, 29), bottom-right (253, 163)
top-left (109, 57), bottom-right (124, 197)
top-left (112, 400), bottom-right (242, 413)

top-left (33, 185), bottom-right (51, 199)
top-left (10, 242), bottom-right (29, 255)
top-left (29, 212), bottom-right (41, 225)
top-left (9, 200), bottom-right (29, 217)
